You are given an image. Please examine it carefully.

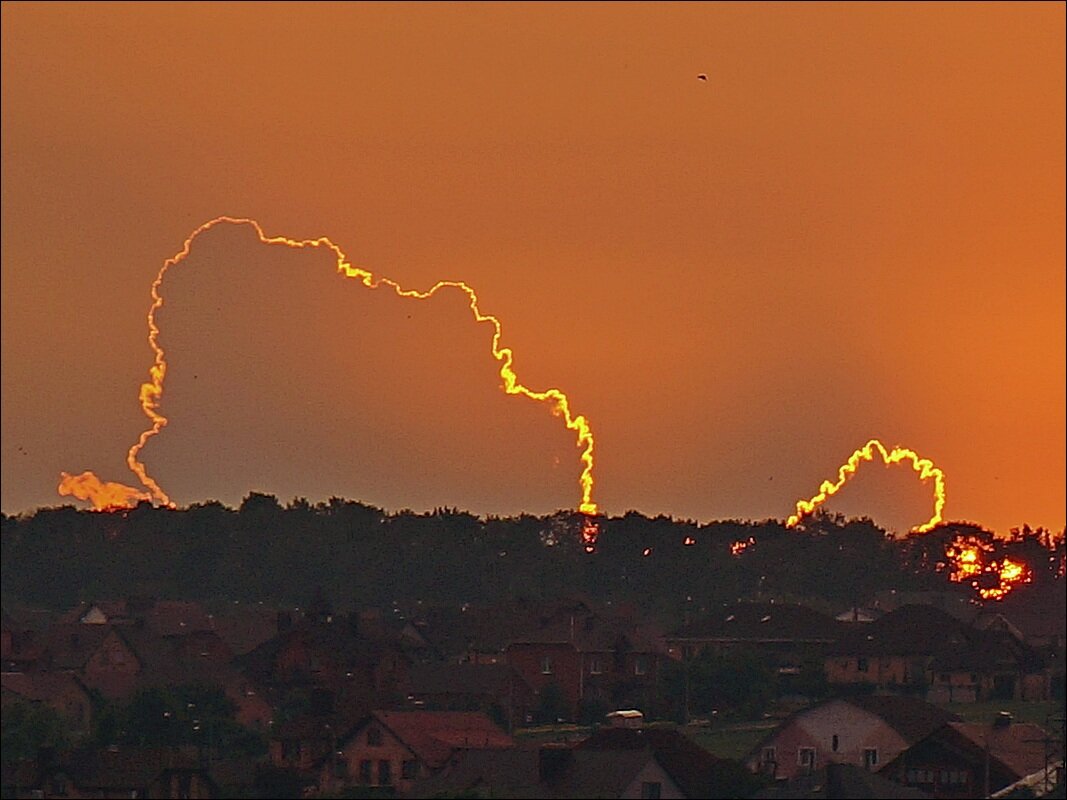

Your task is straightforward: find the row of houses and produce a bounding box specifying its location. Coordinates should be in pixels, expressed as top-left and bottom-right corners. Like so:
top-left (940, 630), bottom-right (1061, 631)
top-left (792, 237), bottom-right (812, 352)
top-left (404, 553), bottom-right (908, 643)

top-left (2, 590), bottom-right (1063, 797)
top-left (4, 698), bottom-right (1060, 798)
top-left (4, 591), bottom-right (1060, 731)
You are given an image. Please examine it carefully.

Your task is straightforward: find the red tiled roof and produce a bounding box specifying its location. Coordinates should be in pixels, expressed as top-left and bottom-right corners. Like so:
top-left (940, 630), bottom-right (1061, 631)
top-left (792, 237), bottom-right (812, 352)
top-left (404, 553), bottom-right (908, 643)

top-left (371, 710), bottom-right (513, 769)
top-left (0, 671), bottom-right (89, 703)
top-left (948, 722), bottom-right (1052, 779)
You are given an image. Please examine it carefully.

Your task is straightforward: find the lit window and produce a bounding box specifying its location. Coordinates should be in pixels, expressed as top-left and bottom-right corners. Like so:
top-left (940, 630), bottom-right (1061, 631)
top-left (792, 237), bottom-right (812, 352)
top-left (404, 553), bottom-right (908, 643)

top-left (798, 748), bottom-right (816, 768)
top-left (761, 747), bottom-right (776, 764)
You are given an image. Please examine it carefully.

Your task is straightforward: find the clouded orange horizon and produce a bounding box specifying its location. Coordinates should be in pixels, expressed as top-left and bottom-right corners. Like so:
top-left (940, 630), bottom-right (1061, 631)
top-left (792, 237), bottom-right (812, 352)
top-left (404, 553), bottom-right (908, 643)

top-left (2, 2), bottom-right (1064, 535)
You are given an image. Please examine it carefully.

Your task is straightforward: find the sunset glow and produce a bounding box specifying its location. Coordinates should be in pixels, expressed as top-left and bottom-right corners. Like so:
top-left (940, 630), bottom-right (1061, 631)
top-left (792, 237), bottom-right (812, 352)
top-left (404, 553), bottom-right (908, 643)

top-left (57, 217), bottom-right (598, 522)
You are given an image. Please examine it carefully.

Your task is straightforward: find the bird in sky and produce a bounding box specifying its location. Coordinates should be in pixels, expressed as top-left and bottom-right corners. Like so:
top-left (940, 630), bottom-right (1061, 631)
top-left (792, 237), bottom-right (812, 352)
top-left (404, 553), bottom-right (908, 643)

top-left (697, 73), bottom-right (708, 81)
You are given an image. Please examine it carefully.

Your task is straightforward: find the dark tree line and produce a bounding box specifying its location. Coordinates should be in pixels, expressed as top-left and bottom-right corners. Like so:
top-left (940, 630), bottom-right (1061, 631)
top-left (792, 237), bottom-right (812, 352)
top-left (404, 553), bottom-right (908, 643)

top-left (2, 496), bottom-right (1063, 618)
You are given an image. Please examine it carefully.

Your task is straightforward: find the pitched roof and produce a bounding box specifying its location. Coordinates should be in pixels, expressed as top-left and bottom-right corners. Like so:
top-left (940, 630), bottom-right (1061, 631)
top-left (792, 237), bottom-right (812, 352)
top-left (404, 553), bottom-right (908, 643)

top-left (0, 671), bottom-right (89, 703)
top-left (411, 746), bottom-right (667, 799)
top-left (577, 726), bottom-right (756, 799)
top-left (753, 762), bottom-right (932, 799)
top-left (829, 604), bottom-right (971, 657)
top-left (364, 710), bottom-right (513, 769)
top-left (40, 624), bottom-right (131, 671)
top-left (671, 603), bottom-right (840, 643)
top-left (746, 695), bottom-right (961, 763)
top-left (843, 695), bottom-right (960, 743)
top-left (948, 721), bottom-right (1053, 779)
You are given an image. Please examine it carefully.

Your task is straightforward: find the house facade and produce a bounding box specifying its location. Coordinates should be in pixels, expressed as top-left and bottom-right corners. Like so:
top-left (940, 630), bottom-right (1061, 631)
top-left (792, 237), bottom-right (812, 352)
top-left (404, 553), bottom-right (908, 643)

top-left (743, 695), bottom-right (958, 782)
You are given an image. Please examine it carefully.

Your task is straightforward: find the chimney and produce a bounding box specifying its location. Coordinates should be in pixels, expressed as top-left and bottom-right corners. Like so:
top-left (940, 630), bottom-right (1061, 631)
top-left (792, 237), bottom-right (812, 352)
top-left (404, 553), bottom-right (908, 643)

top-left (538, 744), bottom-right (574, 785)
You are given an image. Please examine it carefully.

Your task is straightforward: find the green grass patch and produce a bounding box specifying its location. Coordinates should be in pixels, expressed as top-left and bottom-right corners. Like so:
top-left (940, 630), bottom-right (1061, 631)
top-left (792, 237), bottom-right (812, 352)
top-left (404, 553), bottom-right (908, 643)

top-left (686, 723), bottom-right (775, 761)
top-left (940, 699), bottom-right (1064, 727)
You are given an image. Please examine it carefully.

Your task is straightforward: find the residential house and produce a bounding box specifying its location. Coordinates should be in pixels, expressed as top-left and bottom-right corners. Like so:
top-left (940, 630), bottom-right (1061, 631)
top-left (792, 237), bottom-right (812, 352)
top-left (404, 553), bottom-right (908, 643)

top-left (668, 604), bottom-right (841, 660)
top-left (39, 623), bottom-right (142, 700)
top-left (505, 599), bottom-right (666, 721)
top-left (404, 661), bottom-right (534, 731)
top-left (4, 746), bottom-right (217, 799)
top-left (881, 715), bottom-right (1057, 798)
top-left (753, 762), bottom-right (932, 799)
top-left (319, 709), bottom-right (514, 795)
top-left (0, 672), bottom-right (94, 736)
top-left (237, 613), bottom-right (411, 717)
top-left (411, 743), bottom-right (687, 799)
top-left (743, 695), bottom-right (959, 782)
top-left (578, 726), bottom-right (763, 799)
top-left (667, 603), bottom-right (840, 697)
top-left (825, 604), bottom-right (1046, 702)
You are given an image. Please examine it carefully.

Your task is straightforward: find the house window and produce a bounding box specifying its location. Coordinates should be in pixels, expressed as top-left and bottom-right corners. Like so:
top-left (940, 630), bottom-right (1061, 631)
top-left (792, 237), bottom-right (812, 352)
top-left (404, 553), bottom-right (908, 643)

top-left (857, 657), bottom-right (869, 673)
top-left (589, 656), bottom-right (603, 675)
top-left (541, 655), bottom-right (553, 675)
top-left (797, 748), bottom-right (816, 769)
top-left (378, 759), bottom-right (393, 785)
top-left (863, 748), bottom-right (878, 769)
top-left (359, 760), bottom-right (372, 784)
top-left (761, 747), bottom-right (777, 765)
top-left (367, 726), bottom-right (383, 746)
top-left (634, 656), bottom-right (648, 676)
top-left (402, 760), bottom-right (418, 780)
top-left (640, 781), bottom-right (662, 799)
top-left (831, 734), bottom-right (839, 752)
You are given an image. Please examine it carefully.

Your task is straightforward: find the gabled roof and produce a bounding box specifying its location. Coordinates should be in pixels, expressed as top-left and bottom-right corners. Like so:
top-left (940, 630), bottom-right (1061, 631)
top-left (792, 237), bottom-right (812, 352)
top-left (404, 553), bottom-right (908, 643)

top-left (348, 710), bottom-right (513, 770)
top-left (670, 603), bottom-right (840, 643)
top-left (236, 619), bottom-right (406, 682)
top-left (0, 671), bottom-right (90, 703)
top-left (40, 623), bottom-right (136, 671)
top-left (753, 762), bottom-right (932, 799)
top-left (843, 695), bottom-right (960, 743)
top-left (745, 695), bottom-right (960, 763)
top-left (578, 726), bottom-right (757, 799)
top-left (410, 746), bottom-right (667, 799)
top-left (829, 604), bottom-right (970, 657)
top-left (947, 721), bottom-right (1052, 779)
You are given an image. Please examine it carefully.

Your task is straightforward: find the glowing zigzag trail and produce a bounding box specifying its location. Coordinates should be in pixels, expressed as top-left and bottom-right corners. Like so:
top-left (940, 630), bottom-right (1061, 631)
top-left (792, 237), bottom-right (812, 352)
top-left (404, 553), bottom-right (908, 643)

top-left (785, 438), bottom-right (946, 533)
top-left (58, 216), bottom-right (598, 524)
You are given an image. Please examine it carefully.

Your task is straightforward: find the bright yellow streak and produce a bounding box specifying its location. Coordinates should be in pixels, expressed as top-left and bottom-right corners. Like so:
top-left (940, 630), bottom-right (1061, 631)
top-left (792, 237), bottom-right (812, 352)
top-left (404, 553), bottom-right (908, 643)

top-left (785, 438), bottom-right (946, 533)
top-left (58, 216), bottom-right (598, 520)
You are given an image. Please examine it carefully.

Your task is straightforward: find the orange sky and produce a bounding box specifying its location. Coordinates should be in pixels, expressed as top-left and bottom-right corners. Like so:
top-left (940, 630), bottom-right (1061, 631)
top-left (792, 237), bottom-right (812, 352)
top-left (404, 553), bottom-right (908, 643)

top-left (2, 2), bottom-right (1064, 534)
